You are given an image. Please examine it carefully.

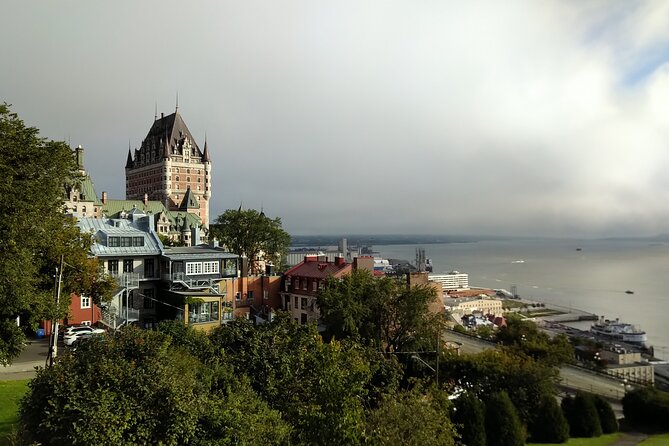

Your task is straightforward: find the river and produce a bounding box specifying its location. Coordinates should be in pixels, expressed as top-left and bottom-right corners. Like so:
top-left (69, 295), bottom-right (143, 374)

top-left (373, 238), bottom-right (669, 359)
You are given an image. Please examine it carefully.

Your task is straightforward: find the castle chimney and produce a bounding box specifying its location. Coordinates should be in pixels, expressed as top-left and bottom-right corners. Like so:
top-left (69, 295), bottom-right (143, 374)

top-left (101, 191), bottom-right (108, 204)
top-left (335, 256), bottom-right (345, 266)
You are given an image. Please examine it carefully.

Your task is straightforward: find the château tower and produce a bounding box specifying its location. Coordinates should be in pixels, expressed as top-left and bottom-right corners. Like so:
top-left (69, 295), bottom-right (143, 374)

top-left (125, 109), bottom-right (211, 226)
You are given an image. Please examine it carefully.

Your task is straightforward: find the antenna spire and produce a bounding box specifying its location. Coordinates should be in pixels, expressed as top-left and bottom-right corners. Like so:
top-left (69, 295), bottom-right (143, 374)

top-left (154, 101), bottom-right (158, 121)
top-left (175, 92), bottom-right (179, 111)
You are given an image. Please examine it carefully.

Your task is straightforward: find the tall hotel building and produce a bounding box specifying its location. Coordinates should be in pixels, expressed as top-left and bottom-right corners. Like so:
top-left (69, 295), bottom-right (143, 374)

top-left (125, 109), bottom-right (211, 226)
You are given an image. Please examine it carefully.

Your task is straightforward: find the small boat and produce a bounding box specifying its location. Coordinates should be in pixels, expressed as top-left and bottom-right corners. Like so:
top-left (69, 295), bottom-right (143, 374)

top-left (576, 247), bottom-right (582, 251)
top-left (625, 290), bottom-right (634, 295)
top-left (512, 260), bottom-right (525, 264)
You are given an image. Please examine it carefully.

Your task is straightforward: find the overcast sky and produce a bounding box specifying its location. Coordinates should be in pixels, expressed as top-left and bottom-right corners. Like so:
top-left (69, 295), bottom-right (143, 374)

top-left (2, 1), bottom-right (669, 237)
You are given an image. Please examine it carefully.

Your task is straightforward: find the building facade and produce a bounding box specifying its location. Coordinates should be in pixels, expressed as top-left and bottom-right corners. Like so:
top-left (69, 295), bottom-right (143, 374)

top-left (429, 271), bottom-right (470, 291)
top-left (125, 109), bottom-right (212, 226)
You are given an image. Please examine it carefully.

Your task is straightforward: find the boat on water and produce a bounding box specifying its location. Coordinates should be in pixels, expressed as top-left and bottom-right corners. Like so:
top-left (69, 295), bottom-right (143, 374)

top-left (625, 290), bottom-right (634, 294)
top-left (591, 317), bottom-right (647, 344)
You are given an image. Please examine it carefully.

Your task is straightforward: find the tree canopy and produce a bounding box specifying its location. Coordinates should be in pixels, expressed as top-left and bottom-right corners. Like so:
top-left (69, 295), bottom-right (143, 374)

top-left (317, 269), bottom-right (444, 355)
top-left (210, 208), bottom-right (290, 274)
top-left (0, 103), bottom-right (114, 365)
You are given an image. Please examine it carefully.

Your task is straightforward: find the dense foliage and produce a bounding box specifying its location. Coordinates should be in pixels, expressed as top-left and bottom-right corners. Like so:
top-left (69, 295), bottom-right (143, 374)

top-left (484, 391), bottom-right (525, 446)
top-left (562, 392), bottom-right (602, 438)
top-left (622, 387), bottom-right (669, 430)
top-left (210, 208), bottom-right (290, 274)
top-left (451, 391), bottom-right (486, 446)
top-left (0, 104), bottom-right (114, 365)
top-left (318, 269), bottom-right (444, 355)
top-left (593, 394), bottom-right (618, 434)
top-left (529, 394), bottom-right (569, 443)
top-left (496, 314), bottom-right (574, 366)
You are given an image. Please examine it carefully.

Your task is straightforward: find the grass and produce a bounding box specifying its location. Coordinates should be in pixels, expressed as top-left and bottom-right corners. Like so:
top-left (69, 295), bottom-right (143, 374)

top-left (527, 433), bottom-right (622, 446)
top-left (638, 434), bottom-right (669, 445)
top-left (0, 379), bottom-right (29, 442)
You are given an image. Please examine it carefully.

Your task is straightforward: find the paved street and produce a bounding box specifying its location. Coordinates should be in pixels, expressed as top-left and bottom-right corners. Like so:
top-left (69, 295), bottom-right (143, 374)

top-left (0, 337), bottom-right (50, 380)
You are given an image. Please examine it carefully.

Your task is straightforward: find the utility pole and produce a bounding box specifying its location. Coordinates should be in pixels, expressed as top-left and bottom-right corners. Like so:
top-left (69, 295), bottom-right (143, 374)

top-left (49, 255), bottom-right (64, 367)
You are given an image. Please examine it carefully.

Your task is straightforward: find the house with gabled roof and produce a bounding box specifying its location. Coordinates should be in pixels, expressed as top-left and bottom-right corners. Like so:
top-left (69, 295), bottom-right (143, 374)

top-left (78, 212), bottom-right (164, 329)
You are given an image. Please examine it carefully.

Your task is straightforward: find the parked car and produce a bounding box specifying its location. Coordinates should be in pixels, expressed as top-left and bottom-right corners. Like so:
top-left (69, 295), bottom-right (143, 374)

top-left (63, 326), bottom-right (105, 346)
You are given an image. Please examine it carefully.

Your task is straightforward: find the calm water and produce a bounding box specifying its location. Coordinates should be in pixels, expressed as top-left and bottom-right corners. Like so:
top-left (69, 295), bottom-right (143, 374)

top-left (375, 239), bottom-right (669, 359)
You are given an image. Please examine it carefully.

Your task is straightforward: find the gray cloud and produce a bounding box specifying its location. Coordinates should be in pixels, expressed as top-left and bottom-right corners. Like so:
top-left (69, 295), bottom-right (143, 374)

top-left (2, 1), bottom-right (669, 237)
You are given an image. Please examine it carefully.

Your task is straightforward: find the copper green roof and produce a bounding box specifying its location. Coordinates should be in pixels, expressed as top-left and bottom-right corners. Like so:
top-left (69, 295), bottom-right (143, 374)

top-left (102, 199), bottom-right (167, 218)
top-left (78, 175), bottom-right (102, 205)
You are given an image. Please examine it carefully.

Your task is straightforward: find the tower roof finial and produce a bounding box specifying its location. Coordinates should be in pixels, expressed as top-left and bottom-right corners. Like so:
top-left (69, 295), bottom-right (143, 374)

top-left (154, 101), bottom-right (158, 121)
top-left (176, 91), bottom-right (179, 112)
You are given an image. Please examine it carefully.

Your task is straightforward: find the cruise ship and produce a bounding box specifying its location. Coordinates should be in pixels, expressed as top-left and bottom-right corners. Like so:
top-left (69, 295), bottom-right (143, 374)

top-left (590, 317), bottom-right (647, 344)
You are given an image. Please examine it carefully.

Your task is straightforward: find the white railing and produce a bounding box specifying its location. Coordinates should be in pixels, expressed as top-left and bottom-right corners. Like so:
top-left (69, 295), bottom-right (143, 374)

top-left (109, 272), bottom-right (140, 289)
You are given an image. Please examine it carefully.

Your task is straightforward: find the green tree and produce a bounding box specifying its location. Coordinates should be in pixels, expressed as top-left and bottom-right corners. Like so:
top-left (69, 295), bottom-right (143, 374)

top-left (318, 270), bottom-right (444, 355)
top-left (19, 327), bottom-right (207, 445)
top-left (529, 394), bottom-right (569, 443)
top-left (0, 104), bottom-right (114, 365)
top-left (496, 314), bottom-right (573, 366)
top-left (365, 386), bottom-right (456, 446)
top-left (622, 387), bottom-right (669, 430)
top-left (210, 315), bottom-right (371, 445)
top-left (563, 392), bottom-right (602, 438)
top-left (451, 391), bottom-right (486, 446)
top-left (593, 394), bottom-right (618, 434)
top-left (484, 391), bottom-right (525, 446)
top-left (210, 208), bottom-right (290, 275)
top-left (440, 349), bottom-right (558, 425)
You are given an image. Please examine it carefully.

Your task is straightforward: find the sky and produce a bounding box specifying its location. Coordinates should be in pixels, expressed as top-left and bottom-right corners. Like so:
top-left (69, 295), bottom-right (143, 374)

top-left (2, 1), bottom-right (669, 238)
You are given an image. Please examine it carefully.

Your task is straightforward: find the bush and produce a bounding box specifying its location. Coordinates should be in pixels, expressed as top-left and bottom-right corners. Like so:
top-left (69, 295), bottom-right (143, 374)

top-left (622, 387), bottom-right (669, 430)
top-left (485, 391), bottom-right (525, 446)
top-left (451, 392), bottom-right (486, 446)
top-left (563, 392), bottom-right (602, 438)
top-left (530, 394), bottom-right (569, 443)
top-left (593, 395), bottom-right (618, 434)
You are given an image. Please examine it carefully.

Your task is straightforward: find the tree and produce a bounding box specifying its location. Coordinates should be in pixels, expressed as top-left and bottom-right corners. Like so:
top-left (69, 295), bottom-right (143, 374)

top-left (20, 327), bottom-right (207, 445)
top-left (529, 394), bottom-right (569, 443)
top-left (496, 314), bottom-right (573, 366)
top-left (210, 315), bottom-right (371, 445)
top-left (563, 392), bottom-right (602, 438)
top-left (365, 386), bottom-right (456, 446)
top-left (451, 391), bottom-right (486, 446)
top-left (0, 103), bottom-right (114, 365)
top-left (484, 391), bottom-right (525, 446)
top-left (318, 270), bottom-right (444, 355)
top-left (210, 208), bottom-right (290, 275)
top-left (593, 394), bottom-right (618, 434)
top-left (622, 387), bottom-right (669, 430)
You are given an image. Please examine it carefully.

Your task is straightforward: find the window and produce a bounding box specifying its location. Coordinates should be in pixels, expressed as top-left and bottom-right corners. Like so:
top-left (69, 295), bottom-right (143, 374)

top-left (133, 237), bottom-right (144, 247)
top-left (108, 236), bottom-right (120, 247)
top-left (81, 320), bottom-right (91, 326)
top-left (263, 290), bottom-right (269, 300)
top-left (143, 289), bottom-right (155, 309)
top-left (302, 279), bottom-right (307, 290)
top-left (145, 259), bottom-right (154, 277)
top-left (235, 292), bottom-right (241, 301)
top-left (108, 260), bottom-right (119, 275)
top-left (205, 261), bottom-right (219, 274)
top-left (294, 279), bottom-right (299, 290)
top-left (294, 296), bottom-right (298, 308)
top-left (188, 301), bottom-right (219, 324)
top-left (301, 313), bottom-right (307, 325)
top-left (123, 259), bottom-right (133, 273)
top-left (121, 237), bottom-right (132, 247)
top-left (247, 290), bottom-right (254, 301)
top-left (186, 262), bottom-right (203, 275)
top-left (312, 281), bottom-right (317, 291)
top-left (80, 295), bottom-right (91, 309)
top-left (301, 297), bottom-right (308, 310)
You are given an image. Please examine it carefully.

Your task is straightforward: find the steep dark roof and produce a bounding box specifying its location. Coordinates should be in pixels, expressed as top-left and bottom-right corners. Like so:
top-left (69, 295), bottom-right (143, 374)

top-left (179, 186), bottom-right (200, 210)
top-left (144, 111), bottom-right (201, 157)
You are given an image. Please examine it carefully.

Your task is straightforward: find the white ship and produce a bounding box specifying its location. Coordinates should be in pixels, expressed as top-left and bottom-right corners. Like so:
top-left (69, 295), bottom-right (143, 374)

top-left (590, 317), bottom-right (647, 344)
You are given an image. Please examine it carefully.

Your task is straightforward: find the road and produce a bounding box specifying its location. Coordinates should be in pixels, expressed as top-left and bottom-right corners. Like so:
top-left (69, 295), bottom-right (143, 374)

top-left (0, 337), bottom-right (51, 381)
top-left (443, 330), bottom-right (630, 401)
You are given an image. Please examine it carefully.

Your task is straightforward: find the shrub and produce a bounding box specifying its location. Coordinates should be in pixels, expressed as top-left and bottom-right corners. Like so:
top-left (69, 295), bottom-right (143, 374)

top-left (485, 391), bottom-right (525, 446)
top-left (451, 392), bottom-right (486, 446)
top-left (593, 395), bottom-right (618, 434)
top-left (530, 394), bottom-right (569, 443)
top-left (563, 392), bottom-right (602, 438)
top-left (622, 387), bottom-right (669, 430)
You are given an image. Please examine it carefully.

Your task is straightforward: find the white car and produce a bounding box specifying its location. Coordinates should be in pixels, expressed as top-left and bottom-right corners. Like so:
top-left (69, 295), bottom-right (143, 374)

top-left (63, 326), bottom-right (105, 346)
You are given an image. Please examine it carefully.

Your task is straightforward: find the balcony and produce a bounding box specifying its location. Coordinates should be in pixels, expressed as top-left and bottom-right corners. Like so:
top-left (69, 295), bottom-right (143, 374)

top-left (100, 305), bottom-right (140, 330)
top-left (109, 272), bottom-right (140, 290)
